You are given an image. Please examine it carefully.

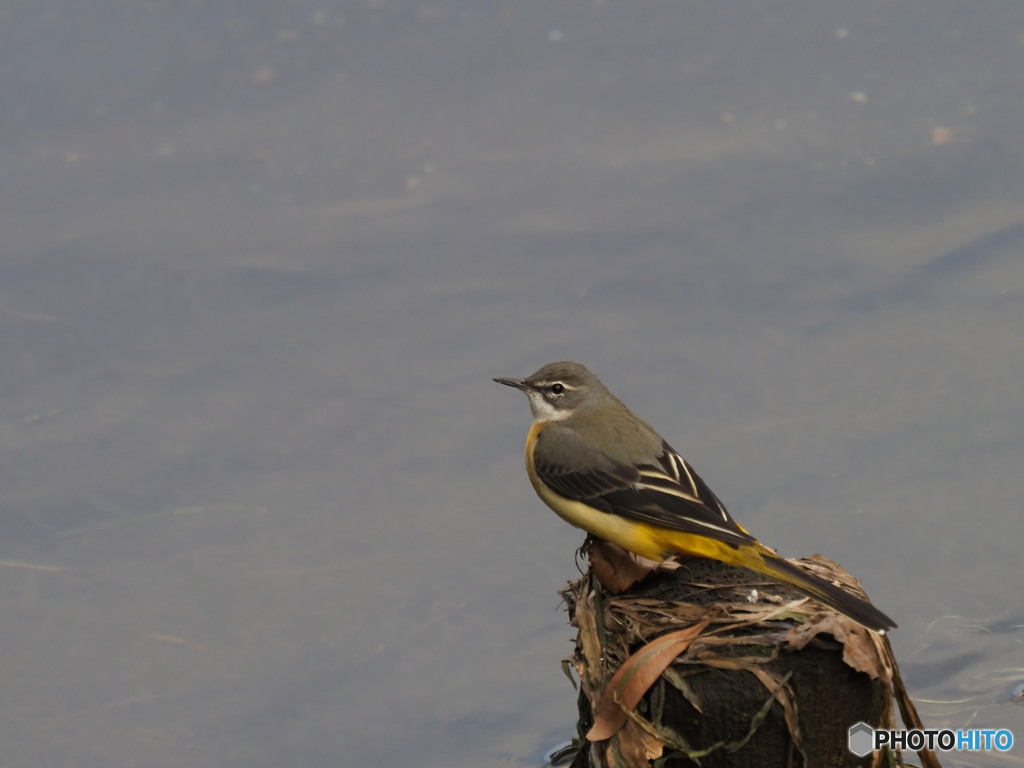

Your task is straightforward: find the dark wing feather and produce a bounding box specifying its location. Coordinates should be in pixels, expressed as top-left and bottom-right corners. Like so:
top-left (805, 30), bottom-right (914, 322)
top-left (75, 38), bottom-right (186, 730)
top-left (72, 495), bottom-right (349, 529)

top-left (533, 451), bottom-right (638, 506)
top-left (534, 428), bottom-right (755, 548)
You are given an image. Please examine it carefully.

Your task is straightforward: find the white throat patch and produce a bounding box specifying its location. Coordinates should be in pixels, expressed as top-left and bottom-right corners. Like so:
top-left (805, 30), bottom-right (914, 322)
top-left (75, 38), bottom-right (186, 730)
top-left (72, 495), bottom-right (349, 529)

top-left (526, 391), bottom-right (572, 422)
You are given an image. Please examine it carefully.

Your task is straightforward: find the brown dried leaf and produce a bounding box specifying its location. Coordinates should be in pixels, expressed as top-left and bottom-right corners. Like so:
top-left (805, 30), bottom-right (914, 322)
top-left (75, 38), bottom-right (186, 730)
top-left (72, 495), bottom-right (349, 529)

top-left (662, 665), bottom-right (704, 714)
top-left (590, 540), bottom-right (656, 594)
top-left (842, 625), bottom-right (891, 681)
top-left (785, 613), bottom-right (890, 681)
top-left (587, 619), bottom-right (710, 741)
top-left (694, 652), bottom-right (755, 671)
top-left (613, 717), bottom-right (665, 765)
top-left (576, 591), bottom-right (604, 693)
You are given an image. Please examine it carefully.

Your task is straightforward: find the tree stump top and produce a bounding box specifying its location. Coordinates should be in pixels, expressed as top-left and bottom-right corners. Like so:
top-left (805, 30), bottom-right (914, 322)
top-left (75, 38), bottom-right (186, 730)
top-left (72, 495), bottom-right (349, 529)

top-left (559, 550), bottom-right (936, 768)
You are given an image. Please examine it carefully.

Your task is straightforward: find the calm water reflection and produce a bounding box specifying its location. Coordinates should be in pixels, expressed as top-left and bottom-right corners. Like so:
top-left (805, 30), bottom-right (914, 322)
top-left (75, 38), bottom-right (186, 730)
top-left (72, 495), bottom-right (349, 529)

top-left (1, 2), bottom-right (1022, 766)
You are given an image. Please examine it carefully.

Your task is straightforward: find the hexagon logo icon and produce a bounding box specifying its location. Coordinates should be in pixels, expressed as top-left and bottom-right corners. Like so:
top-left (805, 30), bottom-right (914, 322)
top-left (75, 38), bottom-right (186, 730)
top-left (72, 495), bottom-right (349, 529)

top-left (848, 721), bottom-right (875, 757)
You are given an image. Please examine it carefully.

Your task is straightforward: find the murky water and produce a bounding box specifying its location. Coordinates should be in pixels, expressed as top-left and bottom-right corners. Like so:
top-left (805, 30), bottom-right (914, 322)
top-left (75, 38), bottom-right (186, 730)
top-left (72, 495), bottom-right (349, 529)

top-left (1, 3), bottom-right (1022, 766)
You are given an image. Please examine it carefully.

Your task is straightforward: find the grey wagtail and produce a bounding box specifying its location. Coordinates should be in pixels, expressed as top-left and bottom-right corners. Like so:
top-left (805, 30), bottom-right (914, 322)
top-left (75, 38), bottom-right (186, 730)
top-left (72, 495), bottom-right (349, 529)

top-left (494, 361), bottom-right (895, 632)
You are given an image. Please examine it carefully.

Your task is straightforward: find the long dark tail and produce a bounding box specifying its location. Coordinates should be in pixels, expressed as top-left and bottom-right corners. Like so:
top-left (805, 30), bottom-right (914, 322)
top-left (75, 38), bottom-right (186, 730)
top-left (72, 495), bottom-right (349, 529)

top-left (753, 550), bottom-right (896, 632)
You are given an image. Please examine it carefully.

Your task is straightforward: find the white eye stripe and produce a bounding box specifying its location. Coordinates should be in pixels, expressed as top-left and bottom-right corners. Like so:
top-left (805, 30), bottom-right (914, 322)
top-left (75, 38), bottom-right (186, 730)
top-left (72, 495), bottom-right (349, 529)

top-left (537, 381), bottom-right (580, 391)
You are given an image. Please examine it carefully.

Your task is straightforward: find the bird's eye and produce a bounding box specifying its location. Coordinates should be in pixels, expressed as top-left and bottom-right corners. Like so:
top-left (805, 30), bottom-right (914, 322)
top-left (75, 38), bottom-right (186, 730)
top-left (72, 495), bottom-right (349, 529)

top-left (550, 383), bottom-right (565, 395)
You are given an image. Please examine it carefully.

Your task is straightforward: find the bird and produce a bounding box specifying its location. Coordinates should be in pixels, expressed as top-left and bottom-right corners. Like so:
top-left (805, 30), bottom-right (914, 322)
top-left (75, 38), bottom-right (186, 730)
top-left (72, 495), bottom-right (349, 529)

top-left (493, 361), bottom-right (895, 632)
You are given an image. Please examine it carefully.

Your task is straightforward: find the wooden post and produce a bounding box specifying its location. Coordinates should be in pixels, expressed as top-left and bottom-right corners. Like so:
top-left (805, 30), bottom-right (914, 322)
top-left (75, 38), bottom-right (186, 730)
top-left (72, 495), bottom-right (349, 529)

top-left (560, 549), bottom-right (937, 768)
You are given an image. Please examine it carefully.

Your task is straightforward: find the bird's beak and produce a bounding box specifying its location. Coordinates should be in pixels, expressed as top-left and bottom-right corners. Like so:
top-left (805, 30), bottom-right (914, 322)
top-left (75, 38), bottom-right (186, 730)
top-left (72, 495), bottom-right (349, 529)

top-left (493, 376), bottom-right (530, 392)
